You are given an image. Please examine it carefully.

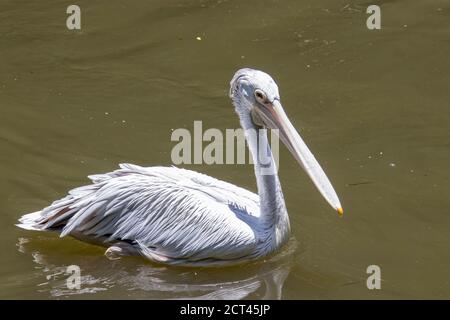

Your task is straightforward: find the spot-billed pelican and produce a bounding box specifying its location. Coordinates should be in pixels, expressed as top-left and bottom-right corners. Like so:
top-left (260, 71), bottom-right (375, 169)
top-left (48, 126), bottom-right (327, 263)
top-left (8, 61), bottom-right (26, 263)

top-left (18, 68), bottom-right (343, 266)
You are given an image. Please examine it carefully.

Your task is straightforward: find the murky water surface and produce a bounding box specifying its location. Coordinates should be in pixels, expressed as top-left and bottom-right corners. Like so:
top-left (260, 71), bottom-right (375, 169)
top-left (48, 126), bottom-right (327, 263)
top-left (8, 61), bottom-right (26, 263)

top-left (1, 0), bottom-right (450, 299)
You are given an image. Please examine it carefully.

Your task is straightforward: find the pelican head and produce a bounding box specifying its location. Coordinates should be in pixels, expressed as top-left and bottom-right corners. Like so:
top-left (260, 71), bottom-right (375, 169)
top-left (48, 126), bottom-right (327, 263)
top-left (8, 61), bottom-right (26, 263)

top-left (230, 68), bottom-right (343, 215)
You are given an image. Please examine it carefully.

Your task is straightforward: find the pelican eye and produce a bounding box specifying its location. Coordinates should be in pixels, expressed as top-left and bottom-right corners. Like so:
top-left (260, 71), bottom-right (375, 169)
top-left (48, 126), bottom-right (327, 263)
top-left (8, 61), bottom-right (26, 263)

top-left (254, 89), bottom-right (267, 104)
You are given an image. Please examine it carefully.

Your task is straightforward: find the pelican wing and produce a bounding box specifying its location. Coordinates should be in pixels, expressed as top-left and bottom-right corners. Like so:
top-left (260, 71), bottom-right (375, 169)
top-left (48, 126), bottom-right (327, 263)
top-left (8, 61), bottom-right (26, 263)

top-left (19, 164), bottom-right (261, 264)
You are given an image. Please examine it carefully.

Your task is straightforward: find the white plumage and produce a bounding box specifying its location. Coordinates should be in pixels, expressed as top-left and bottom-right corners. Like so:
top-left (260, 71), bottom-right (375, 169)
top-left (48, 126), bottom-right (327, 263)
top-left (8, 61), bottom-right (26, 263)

top-left (18, 68), bottom-right (342, 266)
top-left (20, 165), bottom-right (270, 266)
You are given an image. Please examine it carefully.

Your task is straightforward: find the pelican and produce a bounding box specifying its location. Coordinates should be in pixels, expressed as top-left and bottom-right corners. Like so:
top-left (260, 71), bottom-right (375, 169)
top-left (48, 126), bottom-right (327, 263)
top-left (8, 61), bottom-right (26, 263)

top-left (18, 68), bottom-right (343, 267)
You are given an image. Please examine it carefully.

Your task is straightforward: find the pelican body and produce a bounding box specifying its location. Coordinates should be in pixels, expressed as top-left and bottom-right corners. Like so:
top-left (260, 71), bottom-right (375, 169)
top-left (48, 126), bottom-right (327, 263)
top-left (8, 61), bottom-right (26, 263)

top-left (18, 69), bottom-right (342, 267)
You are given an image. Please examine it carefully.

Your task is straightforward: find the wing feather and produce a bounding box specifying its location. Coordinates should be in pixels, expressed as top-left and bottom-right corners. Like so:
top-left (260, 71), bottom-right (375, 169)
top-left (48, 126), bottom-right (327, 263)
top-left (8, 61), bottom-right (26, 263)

top-left (21, 164), bottom-right (262, 263)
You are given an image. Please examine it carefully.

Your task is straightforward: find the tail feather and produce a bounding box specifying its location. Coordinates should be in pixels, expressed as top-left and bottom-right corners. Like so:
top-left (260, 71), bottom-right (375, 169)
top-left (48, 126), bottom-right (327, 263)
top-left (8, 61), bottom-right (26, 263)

top-left (17, 182), bottom-right (99, 234)
top-left (16, 211), bottom-right (44, 231)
